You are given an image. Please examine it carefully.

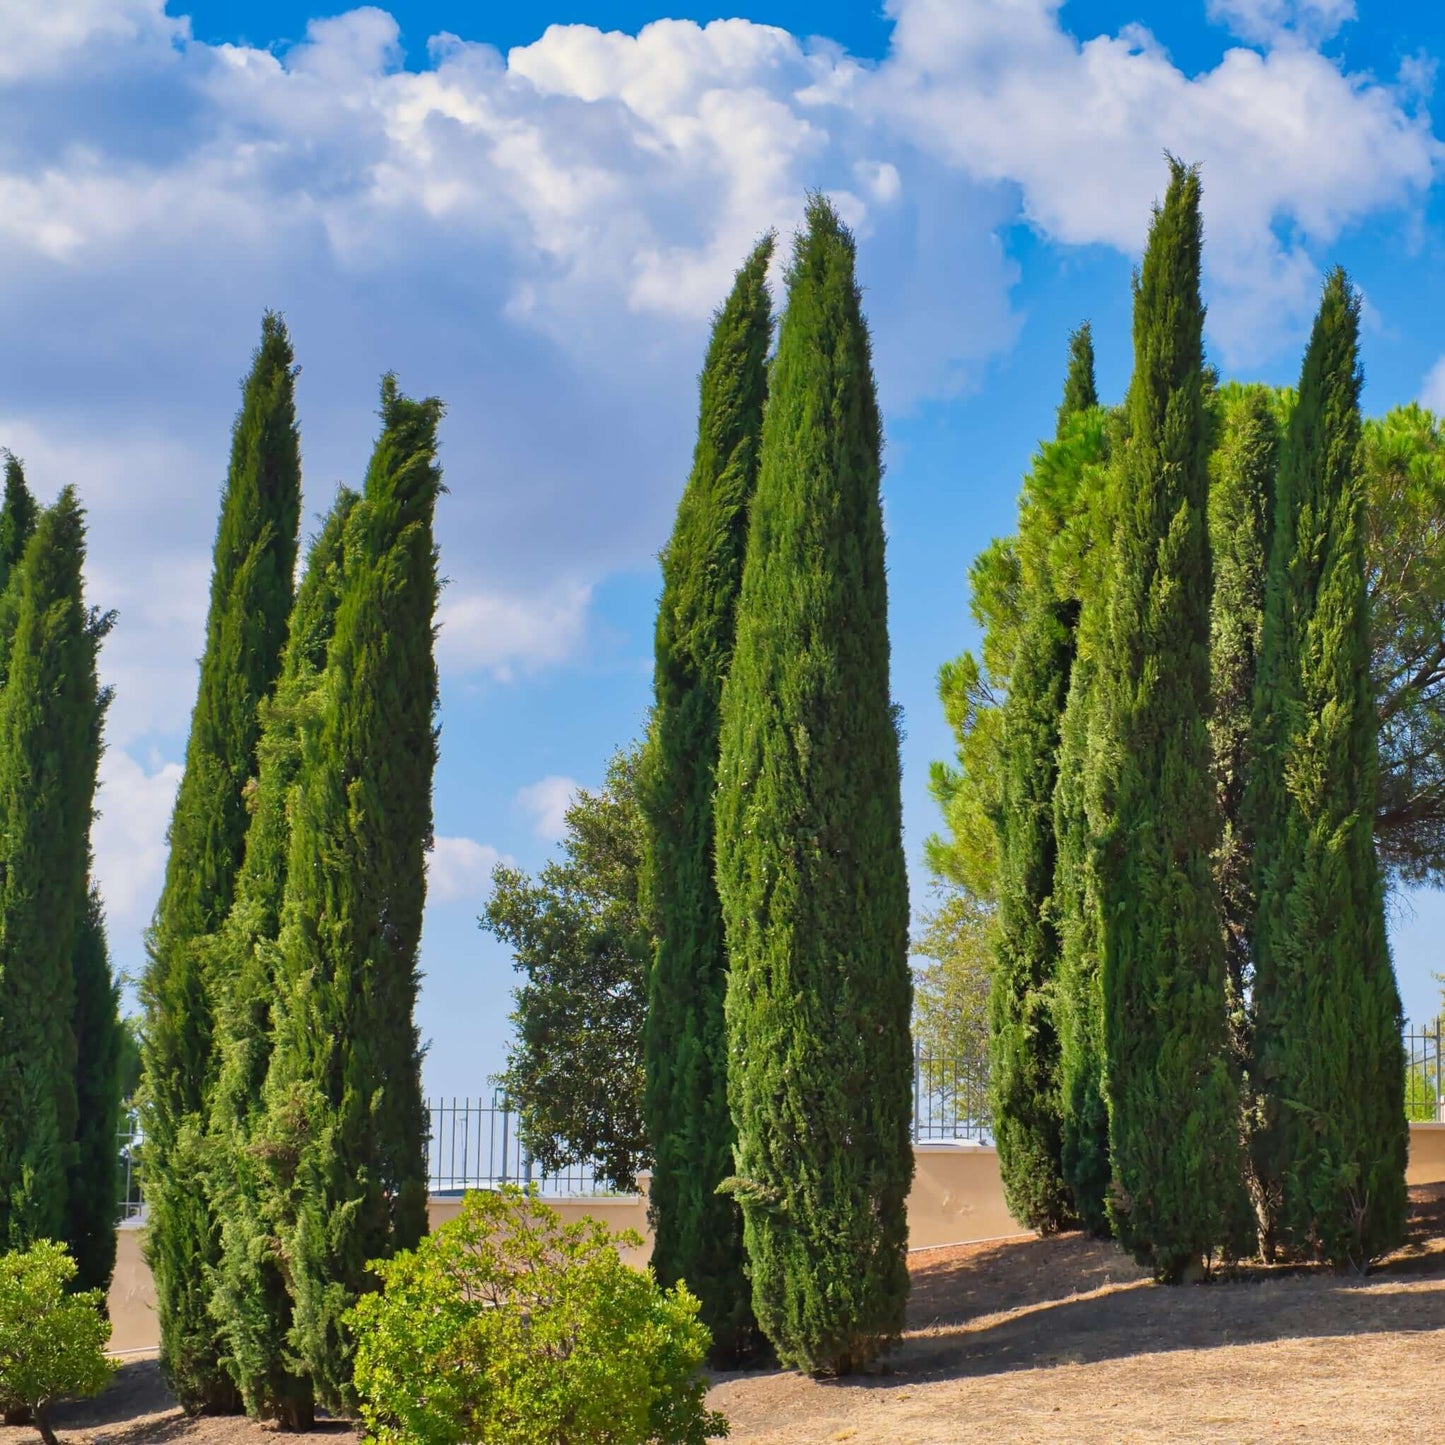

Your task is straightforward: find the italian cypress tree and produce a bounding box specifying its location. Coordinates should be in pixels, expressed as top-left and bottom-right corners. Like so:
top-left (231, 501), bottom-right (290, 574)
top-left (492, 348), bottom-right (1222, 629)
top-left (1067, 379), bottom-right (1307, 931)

top-left (67, 887), bottom-right (124, 1295)
top-left (989, 328), bottom-right (1098, 1233)
top-left (1248, 271), bottom-right (1407, 1267)
top-left (715, 198), bottom-right (912, 1376)
top-left (1092, 160), bottom-right (1242, 1280)
top-left (207, 489), bottom-right (357, 1426)
top-left (1058, 322), bottom-right (1099, 430)
top-left (0, 455), bottom-right (38, 678)
top-left (0, 454), bottom-right (37, 590)
top-left (1207, 385), bottom-right (1281, 1233)
top-left (0, 492), bottom-right (105, 1255)
top-left (262, 378), bottom-right (439, 1409)
top-left (141, 312), bottom-right (301, 1411)
top-left (643, 234), bottom-right (772, 1366)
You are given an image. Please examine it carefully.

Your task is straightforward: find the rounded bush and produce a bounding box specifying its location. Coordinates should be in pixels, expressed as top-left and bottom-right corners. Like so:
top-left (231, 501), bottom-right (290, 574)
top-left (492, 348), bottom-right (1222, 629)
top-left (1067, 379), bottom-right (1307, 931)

top-left (348, 1187), bottom-right (728, 1444)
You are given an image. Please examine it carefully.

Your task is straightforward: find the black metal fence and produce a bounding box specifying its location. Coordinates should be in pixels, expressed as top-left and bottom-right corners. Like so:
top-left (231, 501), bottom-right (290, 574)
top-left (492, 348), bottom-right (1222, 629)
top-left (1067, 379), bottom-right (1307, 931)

top-left (1406, 1020), bottom-right (1444, 1123)
top-left (114, 1022), bottom-right (1443, 1218)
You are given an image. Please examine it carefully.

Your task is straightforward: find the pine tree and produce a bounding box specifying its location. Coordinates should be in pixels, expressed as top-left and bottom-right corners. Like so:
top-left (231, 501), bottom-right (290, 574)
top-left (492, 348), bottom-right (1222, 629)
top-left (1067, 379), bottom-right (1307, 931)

top-left (715, 198), bottom-right (912, 1375)
top-left (0, 492), bottom-right (105, 1255)
top-left (1092, 160), bottom-right (1242, 1280)
top-left (263, 378), bottom-right (440, 1409)
top-left (1248, 270), bottom-right (1407, 1267)
top-left (643, 234), bottom-right (772, 1365)
top-left (207, 489), bottom-right (357, 1426)
top-left (989, 328), bottom-right (1098, 1233)
top-left (1058, 322), bottom-right (1099, 431)
top-left (67, 888), bottom-right (124, 1294)
top-left (140, 312), bottom-right (301, 1411)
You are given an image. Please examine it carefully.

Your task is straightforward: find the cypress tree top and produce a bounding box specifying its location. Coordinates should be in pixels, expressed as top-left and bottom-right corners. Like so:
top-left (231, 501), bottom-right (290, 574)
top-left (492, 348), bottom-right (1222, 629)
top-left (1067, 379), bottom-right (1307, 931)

top-left (0, 454), bottom-right (37, 592)
top-left (644, 233), bottom-right (772, 1366)
top-left (1058, 323), bottom-right (1099, 431)
top-left (716, 196), bottom-right (912, 1375)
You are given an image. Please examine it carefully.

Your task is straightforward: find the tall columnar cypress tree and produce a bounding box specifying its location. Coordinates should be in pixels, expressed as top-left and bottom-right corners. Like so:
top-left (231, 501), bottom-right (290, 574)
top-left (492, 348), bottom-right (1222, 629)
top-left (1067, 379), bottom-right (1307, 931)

top-left (0, 455), bottom-right (38, 679)
top-left (1058, 322), bottom-right (1099, 431)
top-left (208, 490), bottom-right (357, 1427)
top-left (0, 492), bottom-right (105, 1255)
top-left (715, 198), bottom-right (912, 1376)
top-left (989, 329), bottom-right (1098, 1233)
top-left (141, 312), bottom-right (301, 1412)
top-left (67, 887), bottom-right (124, 1295)
top-left (263, 378), bottom-right (439, 1409)
top-left (1092, 160), bottom-right (1242, 1280)
top-left (1051, 633), bottom-right (1111, 1235)
top-left (1248, 271), bottom-right (1407, 1268)
top-left (0, 454), bottom-right (37, 590)
top-left (1207, 385), bottom-right (1280, 1160)
top-left (643, 234), bottom-right (772, 1366)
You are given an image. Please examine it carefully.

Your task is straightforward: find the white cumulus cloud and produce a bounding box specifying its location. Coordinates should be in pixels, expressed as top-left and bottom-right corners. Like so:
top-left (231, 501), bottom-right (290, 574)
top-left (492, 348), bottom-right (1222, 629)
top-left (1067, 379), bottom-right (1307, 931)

top-left (91, 748), bottom-right (184, 946)
top-left (515, 776), bottom-right (579, 843)
top-left (1420, 357), bottom-right (1445, 414)
top-left (428, 835), bottom-right (509, 904)
top-left (436, 583), bottom-right (592, 681)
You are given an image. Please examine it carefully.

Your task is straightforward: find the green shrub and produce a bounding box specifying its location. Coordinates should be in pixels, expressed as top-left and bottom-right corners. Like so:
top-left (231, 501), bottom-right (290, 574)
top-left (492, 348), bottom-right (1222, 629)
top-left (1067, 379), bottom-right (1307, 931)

top-left (348, 1188), bottom-right (728, 1445)
top-left (0, 1240), bottom-right (115, 1445)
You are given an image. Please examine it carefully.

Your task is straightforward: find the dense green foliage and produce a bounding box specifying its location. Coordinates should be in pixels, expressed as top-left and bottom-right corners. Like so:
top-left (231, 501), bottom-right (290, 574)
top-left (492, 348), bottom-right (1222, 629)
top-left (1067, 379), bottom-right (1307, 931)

top-left (988, 330), bottom-right (1099, 1233)
top-left (1092, 162), bottom-right (1243, 1279)
top-left (0, 1242), bottom-right (114, 1445)
top-left (715, 198), bottom-right (912, 1375)
top-left (486, 744), bottom-right (651, 1195)
top-left (141, 313), bottom-right (302, 1412)
top-left (206, 490), bottom-right (357, 1427)
top-left (1364, 405), bottom-right (1445, 885)
top-left (1248, 271), bottom-right (1407, 1267)
top-left (642, 235), bottom-right (772, 1365)
top-left (349, 1189), bottom-right (728, 1445)
top-left (261, 377), bottom-right (440, 1409)
top-left (0, 493), bottom-right (107, 1258)
top-left (1208, 384), bottom-right (1283, 1092)
top-left (66, 888), bottom-right (123, 1295)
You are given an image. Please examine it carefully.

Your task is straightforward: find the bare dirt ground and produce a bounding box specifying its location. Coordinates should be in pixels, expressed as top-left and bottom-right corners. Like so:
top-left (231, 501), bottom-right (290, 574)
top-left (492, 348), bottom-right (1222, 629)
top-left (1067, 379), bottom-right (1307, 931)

top-left (8, 1185), bottom-right (1442, 1443)
top-left (711, 1182), bottom-right (1445, 1444)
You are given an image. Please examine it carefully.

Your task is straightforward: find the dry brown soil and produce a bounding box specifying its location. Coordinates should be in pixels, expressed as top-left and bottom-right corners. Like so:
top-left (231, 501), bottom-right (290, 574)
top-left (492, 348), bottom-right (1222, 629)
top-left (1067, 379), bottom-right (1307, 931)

top-left (9, 1185), bottom-right (1442, 1443)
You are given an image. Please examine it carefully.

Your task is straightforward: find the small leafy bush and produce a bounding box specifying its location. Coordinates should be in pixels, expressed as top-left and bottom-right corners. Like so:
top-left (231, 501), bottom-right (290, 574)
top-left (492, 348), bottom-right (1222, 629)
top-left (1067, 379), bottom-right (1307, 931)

top-left (348, 1187), bottom-right (728, 1445)
top-left (0, 1240), bottom-right (115, 1445)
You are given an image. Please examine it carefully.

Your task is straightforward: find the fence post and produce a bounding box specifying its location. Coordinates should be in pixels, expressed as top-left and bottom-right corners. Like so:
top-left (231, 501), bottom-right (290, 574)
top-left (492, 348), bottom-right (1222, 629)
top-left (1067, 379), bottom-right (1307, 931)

top-left (1437, 1019), bottom-right (1443, 1124)
top-left (913, 1039), bottom-right (922, 1143)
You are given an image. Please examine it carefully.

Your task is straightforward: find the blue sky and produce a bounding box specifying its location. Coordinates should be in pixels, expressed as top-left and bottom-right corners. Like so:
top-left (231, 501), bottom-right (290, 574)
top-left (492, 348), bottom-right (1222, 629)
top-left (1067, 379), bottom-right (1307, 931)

top-left (3, 0), bottom-right (1444, 1097)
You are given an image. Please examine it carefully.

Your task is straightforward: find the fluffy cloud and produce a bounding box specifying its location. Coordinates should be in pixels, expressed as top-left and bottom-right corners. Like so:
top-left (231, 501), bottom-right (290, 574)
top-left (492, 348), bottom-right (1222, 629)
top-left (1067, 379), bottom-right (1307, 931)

top-left (0, 0), bottom-right (1437, 976)
top-left (436, 583), bottom-right (592, 680)
top-left (1420, 356), bottom-right (1445, 413)
top-left (428, 835), bottom-right (508, 903)
top-left (515, 776), bottom-right (579, 842)
top-left (91, 748), bottom-right (184, 945)
top-left (1206, 1), bottom-right (1356, 48)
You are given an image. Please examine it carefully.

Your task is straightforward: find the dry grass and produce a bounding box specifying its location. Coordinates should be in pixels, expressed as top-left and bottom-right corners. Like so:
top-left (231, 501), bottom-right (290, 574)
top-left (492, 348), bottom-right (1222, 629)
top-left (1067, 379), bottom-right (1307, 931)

top-left (8, 1186), bottom-right (1442, 1442)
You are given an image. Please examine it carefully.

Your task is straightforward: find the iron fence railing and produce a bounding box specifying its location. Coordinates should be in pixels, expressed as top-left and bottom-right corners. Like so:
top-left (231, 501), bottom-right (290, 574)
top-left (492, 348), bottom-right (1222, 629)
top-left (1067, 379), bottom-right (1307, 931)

top-left (114, 1022), bottom-right (1445, 1218)
top-left (1405, 1019), bottom-right (1445, 1123)
top-left (912, 1043), bottom-right (991, 1142)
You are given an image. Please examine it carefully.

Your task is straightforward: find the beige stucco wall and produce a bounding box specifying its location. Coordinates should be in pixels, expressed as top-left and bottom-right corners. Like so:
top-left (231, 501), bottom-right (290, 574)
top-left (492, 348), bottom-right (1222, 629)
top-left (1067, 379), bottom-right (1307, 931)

top-left (1407, 1121), bottom-right (1445, 1186)
top-left (105, 1123), bottom-right (1445, 1353)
